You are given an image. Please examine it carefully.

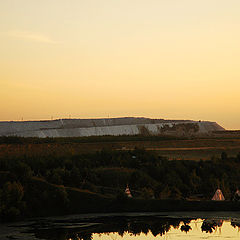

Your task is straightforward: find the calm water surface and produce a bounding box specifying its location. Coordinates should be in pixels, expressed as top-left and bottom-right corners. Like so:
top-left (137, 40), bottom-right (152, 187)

top-left (2, 212), bottom-right (240, 240)
top-left (93, 219), bottom-right (240, 240)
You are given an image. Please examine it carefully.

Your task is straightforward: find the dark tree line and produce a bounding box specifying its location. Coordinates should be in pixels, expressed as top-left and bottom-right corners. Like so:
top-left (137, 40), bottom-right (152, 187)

top-left (1, 144), bottom-right (240, 221)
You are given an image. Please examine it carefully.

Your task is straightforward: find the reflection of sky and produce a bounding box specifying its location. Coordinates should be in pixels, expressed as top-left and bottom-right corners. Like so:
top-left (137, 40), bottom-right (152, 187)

top-left (92, 220), bottom-right (240, 240)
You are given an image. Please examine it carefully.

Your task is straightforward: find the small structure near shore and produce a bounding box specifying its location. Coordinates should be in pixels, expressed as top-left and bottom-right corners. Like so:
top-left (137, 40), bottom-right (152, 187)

top-left (233, 189), bottom-right (240, 201)
top-left (125, 185), bottom-right (133, 198)
top-left (212, 189), bottom-right (225, 201)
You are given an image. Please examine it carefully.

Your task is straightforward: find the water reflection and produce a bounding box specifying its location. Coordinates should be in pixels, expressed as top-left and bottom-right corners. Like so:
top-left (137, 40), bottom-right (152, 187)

top-left (92, 219), bottom-right (240, 240)
top-left (28, 215), bottom-right (240, 240)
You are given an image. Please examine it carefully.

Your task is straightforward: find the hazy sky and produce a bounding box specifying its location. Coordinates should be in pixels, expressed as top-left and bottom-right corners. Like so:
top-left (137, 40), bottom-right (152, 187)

top-left (1, 0), bottom-right (240, 129)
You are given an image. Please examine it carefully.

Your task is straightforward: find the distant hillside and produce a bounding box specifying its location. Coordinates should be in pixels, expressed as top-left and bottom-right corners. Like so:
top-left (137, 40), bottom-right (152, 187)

top-left (0, 117), bottom-right (224, 138)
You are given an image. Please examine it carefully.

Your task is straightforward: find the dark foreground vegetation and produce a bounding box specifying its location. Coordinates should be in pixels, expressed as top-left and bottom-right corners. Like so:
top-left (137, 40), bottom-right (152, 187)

top-left (1, 137), bottom-right (240, 222)
top-left (0, 135), bottom-right (181, 144)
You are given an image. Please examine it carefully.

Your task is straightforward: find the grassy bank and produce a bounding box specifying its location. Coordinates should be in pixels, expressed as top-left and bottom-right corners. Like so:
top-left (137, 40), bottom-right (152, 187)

top-left (1, 136), bottom-right (240, 160)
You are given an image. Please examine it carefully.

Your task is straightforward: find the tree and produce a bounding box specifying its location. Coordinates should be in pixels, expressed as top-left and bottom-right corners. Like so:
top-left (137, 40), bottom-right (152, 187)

top-left (0, 181), bottom-right (25, 220)
top-left (221, 152), bottom-right (228, 161)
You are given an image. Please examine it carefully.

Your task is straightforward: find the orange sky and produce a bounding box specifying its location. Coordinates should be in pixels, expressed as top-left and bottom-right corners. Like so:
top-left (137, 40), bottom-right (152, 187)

top-left (1, 0), bottom-right (240, 129)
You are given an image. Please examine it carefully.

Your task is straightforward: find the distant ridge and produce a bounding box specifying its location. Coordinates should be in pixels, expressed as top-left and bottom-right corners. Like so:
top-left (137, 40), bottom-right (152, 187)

top-left (0, 117), bottom-right (225, 138)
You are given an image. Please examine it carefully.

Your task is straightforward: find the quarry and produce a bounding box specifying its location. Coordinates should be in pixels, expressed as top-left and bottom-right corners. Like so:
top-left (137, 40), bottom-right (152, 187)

top-left (0, 117), bottom-right (225, 138)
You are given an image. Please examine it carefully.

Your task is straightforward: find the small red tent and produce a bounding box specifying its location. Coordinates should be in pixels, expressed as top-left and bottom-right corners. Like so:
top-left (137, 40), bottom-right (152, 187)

top-left (125, 185), bottom-right (132, 198)
top-left (212, 189), bottom-right (225, 201)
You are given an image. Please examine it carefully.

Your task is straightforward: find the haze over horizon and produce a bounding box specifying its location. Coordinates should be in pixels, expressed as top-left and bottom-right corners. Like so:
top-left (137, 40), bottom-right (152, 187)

top-left (1, 1), bottom-right (240, 130)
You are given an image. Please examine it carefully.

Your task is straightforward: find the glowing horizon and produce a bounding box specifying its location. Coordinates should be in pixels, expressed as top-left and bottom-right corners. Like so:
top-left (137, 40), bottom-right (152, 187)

top-left (1, 1), bottom-right (240, 130)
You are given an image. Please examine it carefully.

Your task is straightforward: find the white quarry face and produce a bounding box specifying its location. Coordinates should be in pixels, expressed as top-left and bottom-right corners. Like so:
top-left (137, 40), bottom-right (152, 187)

top-left (0, 117), bottom-right (224, 138)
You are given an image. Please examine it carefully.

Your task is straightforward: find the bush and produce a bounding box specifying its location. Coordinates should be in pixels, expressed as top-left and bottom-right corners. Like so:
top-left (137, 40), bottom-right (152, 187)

top-left (0, 181), bottom-right (25, 221)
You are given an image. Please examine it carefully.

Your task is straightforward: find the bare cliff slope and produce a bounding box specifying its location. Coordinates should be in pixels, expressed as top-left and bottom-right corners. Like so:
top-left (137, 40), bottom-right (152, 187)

top-left (0, 117), bottom-right (224, 138)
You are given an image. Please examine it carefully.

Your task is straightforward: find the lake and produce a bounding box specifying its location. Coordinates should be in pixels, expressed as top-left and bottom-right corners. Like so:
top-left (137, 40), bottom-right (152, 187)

top-left (1, 212), bottom-right (240, 240)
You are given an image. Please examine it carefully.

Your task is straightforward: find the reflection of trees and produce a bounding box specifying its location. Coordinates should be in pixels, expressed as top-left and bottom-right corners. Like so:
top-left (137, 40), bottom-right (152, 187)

top-left (180, 224), bottom-right (192, 233)
top-left (77, 232), bottom-right (92, 240)
top-left (129, 221), bottom-right (148, 235)
top-left (201, 220), bottom-right (222, 233)
top-left (31, 217), bottom-right (240, 240)
top-left (34, 229), bottom-right (93, 240)
top-left (31, 217), bottom-right (185, 240)
top-left (231, 220), bottom-right (240, 228)
top-left (150, 221), bottom-right (171, 237)
top-left (180, 219), bottom-right (192, 233)
top-left (124, 217), bottom-right (183, 237)
top-left (151, 219), bottom-right (182, 236)
top-left (128, 219), bottom-right (169, 236)
top-left (201, 221), bottom-right (216, 233)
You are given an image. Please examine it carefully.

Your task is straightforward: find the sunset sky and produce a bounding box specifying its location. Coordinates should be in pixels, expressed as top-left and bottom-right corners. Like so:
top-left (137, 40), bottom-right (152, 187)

top-left (1, 0), bottom-right (240, 129)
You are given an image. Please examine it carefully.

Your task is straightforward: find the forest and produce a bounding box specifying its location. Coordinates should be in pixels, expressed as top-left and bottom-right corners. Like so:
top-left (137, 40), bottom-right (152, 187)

top-left (1, 136), bottom-right (240, 221)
